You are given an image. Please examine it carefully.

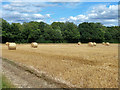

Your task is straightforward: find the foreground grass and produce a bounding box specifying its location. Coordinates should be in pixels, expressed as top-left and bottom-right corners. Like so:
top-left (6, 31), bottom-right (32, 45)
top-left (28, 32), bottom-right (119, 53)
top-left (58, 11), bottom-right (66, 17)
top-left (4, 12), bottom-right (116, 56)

top-left (2, 75), bottom-right (15, 88)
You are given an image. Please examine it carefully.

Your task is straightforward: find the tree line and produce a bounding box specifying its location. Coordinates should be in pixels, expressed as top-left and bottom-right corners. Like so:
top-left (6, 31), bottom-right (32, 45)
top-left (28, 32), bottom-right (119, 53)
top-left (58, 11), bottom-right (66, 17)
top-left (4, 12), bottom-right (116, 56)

top-left (1, 19), bottom-right (120, 43)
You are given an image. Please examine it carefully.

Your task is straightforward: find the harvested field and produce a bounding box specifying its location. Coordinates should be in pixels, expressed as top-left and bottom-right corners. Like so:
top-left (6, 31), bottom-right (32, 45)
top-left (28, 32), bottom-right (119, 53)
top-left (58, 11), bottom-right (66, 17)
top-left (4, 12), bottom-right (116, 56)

top-left (1, 43), bottom-right (118, 88)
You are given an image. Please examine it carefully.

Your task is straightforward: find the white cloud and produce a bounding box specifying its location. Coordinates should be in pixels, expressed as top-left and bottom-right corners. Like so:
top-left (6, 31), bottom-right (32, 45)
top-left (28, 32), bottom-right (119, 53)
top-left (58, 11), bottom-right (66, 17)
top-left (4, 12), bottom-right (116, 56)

top-left (2, 2), bottom-right (118, 26)
top-left (46, 14), bottom-right (50, 18)
top-left (32, 2), bottom-right (58, 7)
top-left (59, 2), bottom-right (81, 8)
top-left (66, 15), bottom-right (88, 23)
top-left (104, 19), bottom-right (117, 22)
top-left (2, 2), bottom-right (51, 23)
top-left (33, 14), bottom-right (44, 18)
top-left (3, 10), bottom-right (51, 23)
top-left (88, 13), bottom-right (97, 17)
top-left (60, 4), bottom-right (118, 26)
top-left (36, 20), bottom-right (44, 22)
top-left (109, 5), bottom-right (118, 10)
top-left (32, 14), bottom-right (50, 19)
top-left (10, 2), bottom-right (29, 7)
top-left (2, 2), bottom-right (42, 13)
top-left (69, 16), bottom-right (77, 20)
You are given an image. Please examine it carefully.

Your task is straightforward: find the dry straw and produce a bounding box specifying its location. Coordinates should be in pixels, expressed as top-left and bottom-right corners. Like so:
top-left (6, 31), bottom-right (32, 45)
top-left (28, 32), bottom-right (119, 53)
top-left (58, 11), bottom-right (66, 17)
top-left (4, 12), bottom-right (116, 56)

top-left (6, 42), bottom-right (9, 46)
top-left (78, 42), bottom-right (81, 45)
top-left (8, 43), bottom-right (16, 50)
top-left (88, 42), bottom-right (94, 47)
top-left (105, 42), bottom-right (110, 46)
top-left (102, 42), bottom-right (105, 45)
top-left (93, 42), bottom-right (96, 46)
top-left (31, 42), bottom-right (38, 48)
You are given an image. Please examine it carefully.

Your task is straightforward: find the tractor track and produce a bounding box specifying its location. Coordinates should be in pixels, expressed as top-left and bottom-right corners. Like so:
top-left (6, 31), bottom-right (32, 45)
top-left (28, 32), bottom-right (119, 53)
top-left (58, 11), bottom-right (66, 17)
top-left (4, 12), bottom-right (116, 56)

top-left (2, 58), bottom-right (72, 88)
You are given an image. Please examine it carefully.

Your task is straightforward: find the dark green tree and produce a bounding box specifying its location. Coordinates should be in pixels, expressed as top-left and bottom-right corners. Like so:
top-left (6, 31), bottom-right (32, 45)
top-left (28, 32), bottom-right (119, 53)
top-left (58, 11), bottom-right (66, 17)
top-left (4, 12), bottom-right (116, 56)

top-left (63, 22), bottom-right (80, 42)
top-left (78, 22), bottom-right (105, 43)
top-left (1, 18), bottom-right (120, 43)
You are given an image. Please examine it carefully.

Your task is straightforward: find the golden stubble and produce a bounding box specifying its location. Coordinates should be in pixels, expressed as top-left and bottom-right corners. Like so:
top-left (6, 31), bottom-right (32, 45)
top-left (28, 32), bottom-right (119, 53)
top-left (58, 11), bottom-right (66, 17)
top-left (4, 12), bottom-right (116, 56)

top-left (1, 43), bottom-right (118, 88)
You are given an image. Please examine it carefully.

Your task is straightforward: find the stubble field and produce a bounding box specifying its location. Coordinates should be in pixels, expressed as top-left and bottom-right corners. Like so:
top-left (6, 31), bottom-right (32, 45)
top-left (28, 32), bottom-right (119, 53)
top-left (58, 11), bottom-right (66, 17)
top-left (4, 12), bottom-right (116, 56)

top-left (1, 43), bottom-right (118, 88)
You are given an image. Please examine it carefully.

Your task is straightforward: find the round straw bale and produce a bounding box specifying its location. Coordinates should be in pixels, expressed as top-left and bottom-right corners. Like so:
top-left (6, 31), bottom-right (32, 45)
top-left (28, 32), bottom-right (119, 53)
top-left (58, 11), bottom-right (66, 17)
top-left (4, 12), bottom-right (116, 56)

top-left (78, 42), bottom-right (81, 45)
top-left (6, 42), bottom-right (9, 46)
top-left (31, 42), bottom-right (38, 48)
top-left (8, 43), bottom-right (16, 50)
top-left (102, 42), bottom-right (105, 45)
top-left (105, 42), bottom-right (110, 46)
top-left (93, 42), bottom-right (96, 46)
top-left (88, 42), bottom-right (94, 47)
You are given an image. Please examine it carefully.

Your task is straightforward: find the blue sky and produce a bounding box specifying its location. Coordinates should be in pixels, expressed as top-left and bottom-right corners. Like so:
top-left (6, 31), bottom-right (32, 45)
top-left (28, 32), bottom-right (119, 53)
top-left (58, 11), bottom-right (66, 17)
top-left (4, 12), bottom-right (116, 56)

top-left (1, 1), bottom-right (118, 26)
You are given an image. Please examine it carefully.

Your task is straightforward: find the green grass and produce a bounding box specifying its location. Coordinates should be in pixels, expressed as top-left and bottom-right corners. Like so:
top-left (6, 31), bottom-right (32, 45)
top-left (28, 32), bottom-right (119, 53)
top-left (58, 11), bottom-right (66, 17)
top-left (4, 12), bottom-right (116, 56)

top-left (1, 75), bottom-right (15, 88)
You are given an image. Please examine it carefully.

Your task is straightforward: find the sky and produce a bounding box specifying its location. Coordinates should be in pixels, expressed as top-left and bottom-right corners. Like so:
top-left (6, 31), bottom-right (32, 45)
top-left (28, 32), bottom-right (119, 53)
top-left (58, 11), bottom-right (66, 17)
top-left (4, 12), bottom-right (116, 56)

top-left (1, 1), bottom-right (119, 26)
